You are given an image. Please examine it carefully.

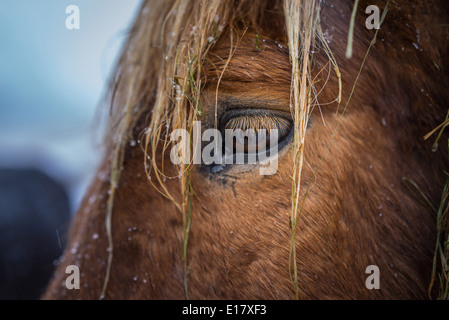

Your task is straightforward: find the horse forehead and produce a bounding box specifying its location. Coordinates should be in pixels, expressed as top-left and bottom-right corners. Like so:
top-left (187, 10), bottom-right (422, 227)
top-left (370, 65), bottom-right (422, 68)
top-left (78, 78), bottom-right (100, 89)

top-left (205, 33), bottom-right (292, 86)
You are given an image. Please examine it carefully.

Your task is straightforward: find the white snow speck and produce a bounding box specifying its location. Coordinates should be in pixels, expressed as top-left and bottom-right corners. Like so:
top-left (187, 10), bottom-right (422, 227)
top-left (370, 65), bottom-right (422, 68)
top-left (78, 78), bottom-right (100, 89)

top-left (323, 29), bottom-right (333, 44)
top-left (70, 242), bottom-right (79, 255)
top-left (88, 195), bottom-right (97, 205)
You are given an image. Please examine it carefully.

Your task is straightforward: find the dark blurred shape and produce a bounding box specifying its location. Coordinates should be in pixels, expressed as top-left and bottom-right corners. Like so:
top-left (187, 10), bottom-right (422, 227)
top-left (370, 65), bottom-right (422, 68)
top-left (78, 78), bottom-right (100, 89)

top-left (0, 168), bottom-right (71, 300)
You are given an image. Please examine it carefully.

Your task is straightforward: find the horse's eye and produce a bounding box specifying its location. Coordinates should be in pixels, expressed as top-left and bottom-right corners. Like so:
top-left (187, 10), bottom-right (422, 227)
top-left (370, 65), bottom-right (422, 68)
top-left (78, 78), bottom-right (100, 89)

top-left (223, 115), bottom-right (292, 153)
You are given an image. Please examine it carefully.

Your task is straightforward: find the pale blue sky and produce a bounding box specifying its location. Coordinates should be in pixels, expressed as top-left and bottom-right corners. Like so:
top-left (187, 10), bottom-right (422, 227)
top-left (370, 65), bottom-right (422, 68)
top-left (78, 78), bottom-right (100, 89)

top-left (0, 1), bottom-right (142, 211)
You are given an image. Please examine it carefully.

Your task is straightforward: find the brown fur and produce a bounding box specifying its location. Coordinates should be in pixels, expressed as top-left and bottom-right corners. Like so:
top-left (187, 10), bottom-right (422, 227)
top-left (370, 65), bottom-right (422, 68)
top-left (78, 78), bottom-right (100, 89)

top-left (43, 0), bottom-right (449, 299)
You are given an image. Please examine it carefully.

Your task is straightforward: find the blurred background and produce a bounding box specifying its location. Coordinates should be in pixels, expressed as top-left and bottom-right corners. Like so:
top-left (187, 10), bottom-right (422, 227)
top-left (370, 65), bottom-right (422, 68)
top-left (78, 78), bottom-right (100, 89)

top-left (0, 0), bottom-right (142, 299)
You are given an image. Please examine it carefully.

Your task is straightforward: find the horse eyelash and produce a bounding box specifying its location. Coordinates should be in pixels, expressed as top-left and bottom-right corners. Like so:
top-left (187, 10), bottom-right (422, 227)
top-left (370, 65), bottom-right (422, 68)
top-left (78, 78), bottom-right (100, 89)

top-left (224, 115), bottom-right (292, 138)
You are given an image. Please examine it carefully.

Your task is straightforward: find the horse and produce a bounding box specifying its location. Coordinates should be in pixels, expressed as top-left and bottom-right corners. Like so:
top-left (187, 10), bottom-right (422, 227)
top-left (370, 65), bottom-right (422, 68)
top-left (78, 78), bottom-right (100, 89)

top-left (43, 0), bottom-right (449, 299)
